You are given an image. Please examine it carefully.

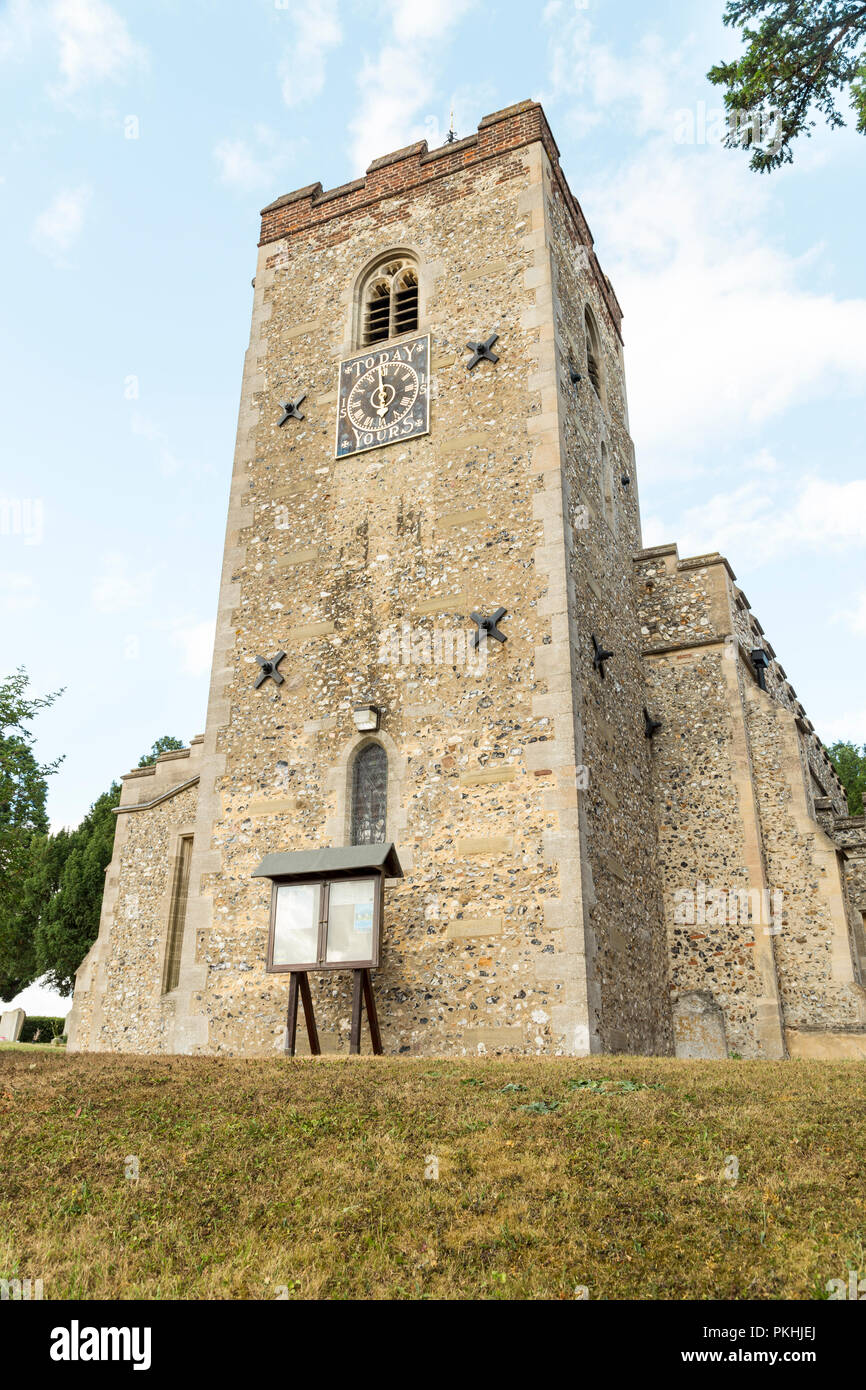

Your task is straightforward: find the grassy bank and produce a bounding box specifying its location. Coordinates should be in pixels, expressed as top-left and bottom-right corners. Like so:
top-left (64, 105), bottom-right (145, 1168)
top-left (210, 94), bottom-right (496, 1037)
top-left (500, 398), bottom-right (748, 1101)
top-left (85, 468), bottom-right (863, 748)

top-left (0, 1053), bottom-right (863, 1300)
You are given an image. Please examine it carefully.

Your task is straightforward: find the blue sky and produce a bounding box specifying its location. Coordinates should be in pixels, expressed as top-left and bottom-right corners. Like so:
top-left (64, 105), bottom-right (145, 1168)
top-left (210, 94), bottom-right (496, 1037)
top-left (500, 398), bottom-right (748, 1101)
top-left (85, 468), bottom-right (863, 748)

top-left (1, 0), bottom-right (865, 1013)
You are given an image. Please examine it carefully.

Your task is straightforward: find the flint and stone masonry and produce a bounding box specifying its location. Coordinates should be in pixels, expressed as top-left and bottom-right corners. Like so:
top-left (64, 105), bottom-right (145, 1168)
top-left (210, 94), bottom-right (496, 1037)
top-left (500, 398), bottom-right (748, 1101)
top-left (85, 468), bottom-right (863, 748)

top-left (67, 101), bottom-right (866, 1060)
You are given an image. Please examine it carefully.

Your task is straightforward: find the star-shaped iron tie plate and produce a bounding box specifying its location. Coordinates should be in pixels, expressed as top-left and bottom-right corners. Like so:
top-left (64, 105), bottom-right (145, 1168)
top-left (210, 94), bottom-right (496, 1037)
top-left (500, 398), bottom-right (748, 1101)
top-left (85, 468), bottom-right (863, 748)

top-left (277, 394), bottom-right (306, 426)
top-left (254, 651), bottom-right (287, 688)
top-left (644, 707), bottom-right (663, 739)
top-left (465, 334), bottom-right (499, 370)
top-left (591, 634), bottom-right (614, 678)
top-left (470, 607), bottom-right (508, 649)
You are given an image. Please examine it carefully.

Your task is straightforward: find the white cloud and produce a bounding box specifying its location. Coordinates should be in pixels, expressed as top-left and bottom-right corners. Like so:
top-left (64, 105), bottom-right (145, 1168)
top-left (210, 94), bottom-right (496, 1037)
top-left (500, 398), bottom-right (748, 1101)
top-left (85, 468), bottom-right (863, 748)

top-left (669, 475), bottom-right (866, 565)
top-left (588, 146), bottom-right (866, 470)
top-left (278, 0), bottom-right (341, 107)
top-left (91, 554), bottom-right (154, 613)
top-left (390, 0), bottom-right (476, 43)
top-left (818, 704), bottom-right (866, 744)
top-left (31, 184), bottom-right (91, 262)
top-left (0, 0), bottom-right (37, 61)
top-left (544, 9), bottom-right (694, 140)
top-left (0, 571), bottom-right (38, 611)
top-left (213, 125), bottom-right (295, 194)
top-left (171, 619), bottom-right (215, 677)
top-left (835, 590), bottom-right (866, 638)
top-left (52, 0), bottom-right (145, 96)
top-left (745, 447), bottom-right (781, 475)
top-left (543, 10), bottom-right (866, 478)
top-left (349, 0), bottom-right (476, 173)
top-left (0, 0), bottom-right (145, 97)
top-left (130, 412), bottom-right (197, 478)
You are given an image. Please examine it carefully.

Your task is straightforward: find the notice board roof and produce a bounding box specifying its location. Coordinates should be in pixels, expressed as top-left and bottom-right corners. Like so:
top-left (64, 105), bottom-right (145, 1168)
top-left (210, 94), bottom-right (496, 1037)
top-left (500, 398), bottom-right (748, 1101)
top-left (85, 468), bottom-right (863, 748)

top-left (252, 843), bottom-right (403, 880)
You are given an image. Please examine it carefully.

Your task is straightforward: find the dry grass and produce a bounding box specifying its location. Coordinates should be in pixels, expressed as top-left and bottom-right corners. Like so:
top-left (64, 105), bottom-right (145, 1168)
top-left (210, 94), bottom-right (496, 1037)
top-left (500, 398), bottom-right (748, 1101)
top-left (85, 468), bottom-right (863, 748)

top-left (0, 1053), bottom-right (863, 1300)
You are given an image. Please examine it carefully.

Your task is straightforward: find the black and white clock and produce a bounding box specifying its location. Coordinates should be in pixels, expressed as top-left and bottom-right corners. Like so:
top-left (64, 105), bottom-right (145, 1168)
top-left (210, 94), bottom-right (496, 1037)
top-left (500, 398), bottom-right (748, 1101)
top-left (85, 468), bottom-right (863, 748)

top-left (335, 334), bottom-right (430, 458)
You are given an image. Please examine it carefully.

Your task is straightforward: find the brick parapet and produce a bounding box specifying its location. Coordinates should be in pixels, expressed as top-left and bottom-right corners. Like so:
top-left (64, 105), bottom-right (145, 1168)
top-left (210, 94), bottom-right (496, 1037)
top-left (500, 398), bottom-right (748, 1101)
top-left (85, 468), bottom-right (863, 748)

top-left (259, 100), bottom-right (623, 340)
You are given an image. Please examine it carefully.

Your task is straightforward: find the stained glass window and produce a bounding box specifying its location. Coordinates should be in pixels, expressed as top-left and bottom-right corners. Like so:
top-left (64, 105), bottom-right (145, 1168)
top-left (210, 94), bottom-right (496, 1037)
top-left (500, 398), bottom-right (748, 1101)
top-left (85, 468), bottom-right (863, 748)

top-left (351, 743), bottom-right (387, 845)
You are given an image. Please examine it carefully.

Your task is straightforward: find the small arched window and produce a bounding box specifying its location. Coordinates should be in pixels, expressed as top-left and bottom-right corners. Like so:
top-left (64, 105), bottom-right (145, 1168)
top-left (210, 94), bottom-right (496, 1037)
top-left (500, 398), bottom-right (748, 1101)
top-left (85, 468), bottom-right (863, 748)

top-left (360, 255), bottom-right (419, 346)
top-left (584, 305), bottom-right (604, 405)
top-left (351, 743), bottom-right (388, 845)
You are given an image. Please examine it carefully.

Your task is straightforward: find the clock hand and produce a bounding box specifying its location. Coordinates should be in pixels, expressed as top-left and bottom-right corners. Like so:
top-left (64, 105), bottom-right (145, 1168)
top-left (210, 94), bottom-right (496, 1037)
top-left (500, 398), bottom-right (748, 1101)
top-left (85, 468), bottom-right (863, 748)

top-left (375, 364), bottom-right (388, 418)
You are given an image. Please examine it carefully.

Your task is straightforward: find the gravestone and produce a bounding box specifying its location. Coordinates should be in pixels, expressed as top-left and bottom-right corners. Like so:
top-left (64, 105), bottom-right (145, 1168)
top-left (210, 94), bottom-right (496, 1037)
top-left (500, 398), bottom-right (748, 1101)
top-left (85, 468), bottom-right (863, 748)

top-left (0, 1009), bottom-right (26, 1043)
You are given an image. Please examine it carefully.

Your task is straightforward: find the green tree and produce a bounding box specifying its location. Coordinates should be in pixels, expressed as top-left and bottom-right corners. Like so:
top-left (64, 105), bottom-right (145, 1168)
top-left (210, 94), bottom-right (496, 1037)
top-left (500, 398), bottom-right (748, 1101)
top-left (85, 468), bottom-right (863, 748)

top-left (26, 735), bottom-right (186, 996)
top-left (138, 735), bottom-right (185, 768)
top-left (827, 740), bottom-right (866, 814)
top-left (0, 669), bottom-right (62, 999)
top-left (34, 785), bottom-right (121, 994)
top-left (709, 1), bottom-right (866, 171)
top-left (1, 719), bottom-right (186, 1003)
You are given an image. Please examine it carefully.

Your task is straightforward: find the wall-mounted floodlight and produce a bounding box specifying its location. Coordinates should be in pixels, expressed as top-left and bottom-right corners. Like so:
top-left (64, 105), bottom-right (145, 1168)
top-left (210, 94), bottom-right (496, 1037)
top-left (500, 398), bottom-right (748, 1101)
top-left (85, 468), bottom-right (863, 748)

top-left (352, 704), bottom-right (381, 733)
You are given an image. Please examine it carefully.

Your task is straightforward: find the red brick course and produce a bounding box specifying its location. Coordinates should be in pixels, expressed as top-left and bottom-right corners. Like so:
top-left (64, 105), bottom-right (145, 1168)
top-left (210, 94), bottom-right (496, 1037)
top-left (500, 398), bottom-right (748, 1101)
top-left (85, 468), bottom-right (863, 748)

top-left (258, 99), bottom-right (624, 338)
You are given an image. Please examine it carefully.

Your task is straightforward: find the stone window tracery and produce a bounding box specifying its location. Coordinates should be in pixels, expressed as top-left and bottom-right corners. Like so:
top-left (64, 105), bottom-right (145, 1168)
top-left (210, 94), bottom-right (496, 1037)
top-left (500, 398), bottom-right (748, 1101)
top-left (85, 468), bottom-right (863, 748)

top-left (351, 742), bottom-right (388, 845)
top-left (360, 255), bottom-right (419, 346)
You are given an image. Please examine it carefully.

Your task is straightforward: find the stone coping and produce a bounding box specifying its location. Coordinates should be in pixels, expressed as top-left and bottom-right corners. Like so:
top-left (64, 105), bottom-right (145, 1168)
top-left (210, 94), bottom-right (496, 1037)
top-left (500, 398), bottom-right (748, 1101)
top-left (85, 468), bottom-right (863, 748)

top-left (113, 775), bottom-right (200, 815)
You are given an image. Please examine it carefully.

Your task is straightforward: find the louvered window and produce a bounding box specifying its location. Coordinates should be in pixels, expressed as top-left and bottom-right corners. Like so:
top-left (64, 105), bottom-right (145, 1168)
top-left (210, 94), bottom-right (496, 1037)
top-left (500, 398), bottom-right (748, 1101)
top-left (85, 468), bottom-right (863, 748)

top-left (365, 280), bottom-right (391, 344)
top-left (584, 305), bottom-right (604, 405)
top-left (393, 269), bottom-right (418, 335)
top-left (361, 256), bottom-right (419, 346)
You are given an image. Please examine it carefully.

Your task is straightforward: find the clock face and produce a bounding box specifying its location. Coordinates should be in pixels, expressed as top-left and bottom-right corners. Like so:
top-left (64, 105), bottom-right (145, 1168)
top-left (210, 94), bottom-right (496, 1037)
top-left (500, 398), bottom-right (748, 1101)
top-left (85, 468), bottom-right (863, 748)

top-left (336, 334), bottom-right (430, 458)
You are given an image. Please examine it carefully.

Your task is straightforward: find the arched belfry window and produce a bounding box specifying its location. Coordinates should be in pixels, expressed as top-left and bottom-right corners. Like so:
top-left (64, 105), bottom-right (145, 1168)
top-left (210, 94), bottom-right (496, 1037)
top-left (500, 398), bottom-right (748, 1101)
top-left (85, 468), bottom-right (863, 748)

top-left (584, 305), bottom-right (604, 405)
top-left (360, 255), bottom-right (419, 346)
top-left (351, 743), bottom-right (388, 845)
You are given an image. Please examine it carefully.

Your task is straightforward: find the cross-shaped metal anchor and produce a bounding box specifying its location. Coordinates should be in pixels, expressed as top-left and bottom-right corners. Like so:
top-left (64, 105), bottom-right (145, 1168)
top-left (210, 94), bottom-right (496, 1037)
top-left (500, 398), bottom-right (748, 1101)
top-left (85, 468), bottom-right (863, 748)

top-left (470, 607), bottom-right (508, 649)
top-left (644, 707), bottom-right (662, 740)
top-left (591, 634), bottom-right (614, 678)
top-left (277, 394), bottom-right (306, 426)
top-left (465, 334), bottom-right (499, 370)
top-left (254, 651), bottom-right (287, 688)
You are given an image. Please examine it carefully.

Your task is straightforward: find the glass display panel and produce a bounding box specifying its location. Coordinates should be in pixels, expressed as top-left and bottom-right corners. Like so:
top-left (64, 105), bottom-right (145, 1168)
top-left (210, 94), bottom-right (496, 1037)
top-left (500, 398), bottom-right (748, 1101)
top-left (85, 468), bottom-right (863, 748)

top-left (325, 877), bottom-right (376, 963)
top-left (272, 882), bottom-right (321, 966)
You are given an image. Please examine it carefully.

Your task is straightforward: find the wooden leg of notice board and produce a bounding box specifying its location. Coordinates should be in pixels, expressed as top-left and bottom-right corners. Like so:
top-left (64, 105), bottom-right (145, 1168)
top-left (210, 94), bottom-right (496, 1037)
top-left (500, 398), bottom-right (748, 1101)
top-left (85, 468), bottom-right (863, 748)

top-left (285, 973), bottom-right (300, 1057)
top-left (286, 972), bottom-right (320, 1057)
top-left (299, 971), bottom-right (320, 1055)
top-left (349, 970), bottom-right (363, 1055)
top-left (362, 968), bottom-right (383, 1055)
top-left (348, 968), bottom-right (383, 1056)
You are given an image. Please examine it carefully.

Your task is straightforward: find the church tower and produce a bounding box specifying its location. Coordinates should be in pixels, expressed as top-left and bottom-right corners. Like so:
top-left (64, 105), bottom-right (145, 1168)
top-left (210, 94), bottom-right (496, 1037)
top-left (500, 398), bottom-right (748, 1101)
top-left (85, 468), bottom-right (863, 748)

top-left (69, 101), bottom-right (674, 1056)
top-left (67, 99), bottom-right (866, 1061)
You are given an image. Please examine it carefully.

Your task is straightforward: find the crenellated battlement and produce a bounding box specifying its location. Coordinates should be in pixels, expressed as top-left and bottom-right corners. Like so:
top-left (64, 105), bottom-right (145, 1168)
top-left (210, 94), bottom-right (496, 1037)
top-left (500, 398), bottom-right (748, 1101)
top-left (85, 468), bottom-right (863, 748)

top-left (259, 99), bottom-right (624, 338)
